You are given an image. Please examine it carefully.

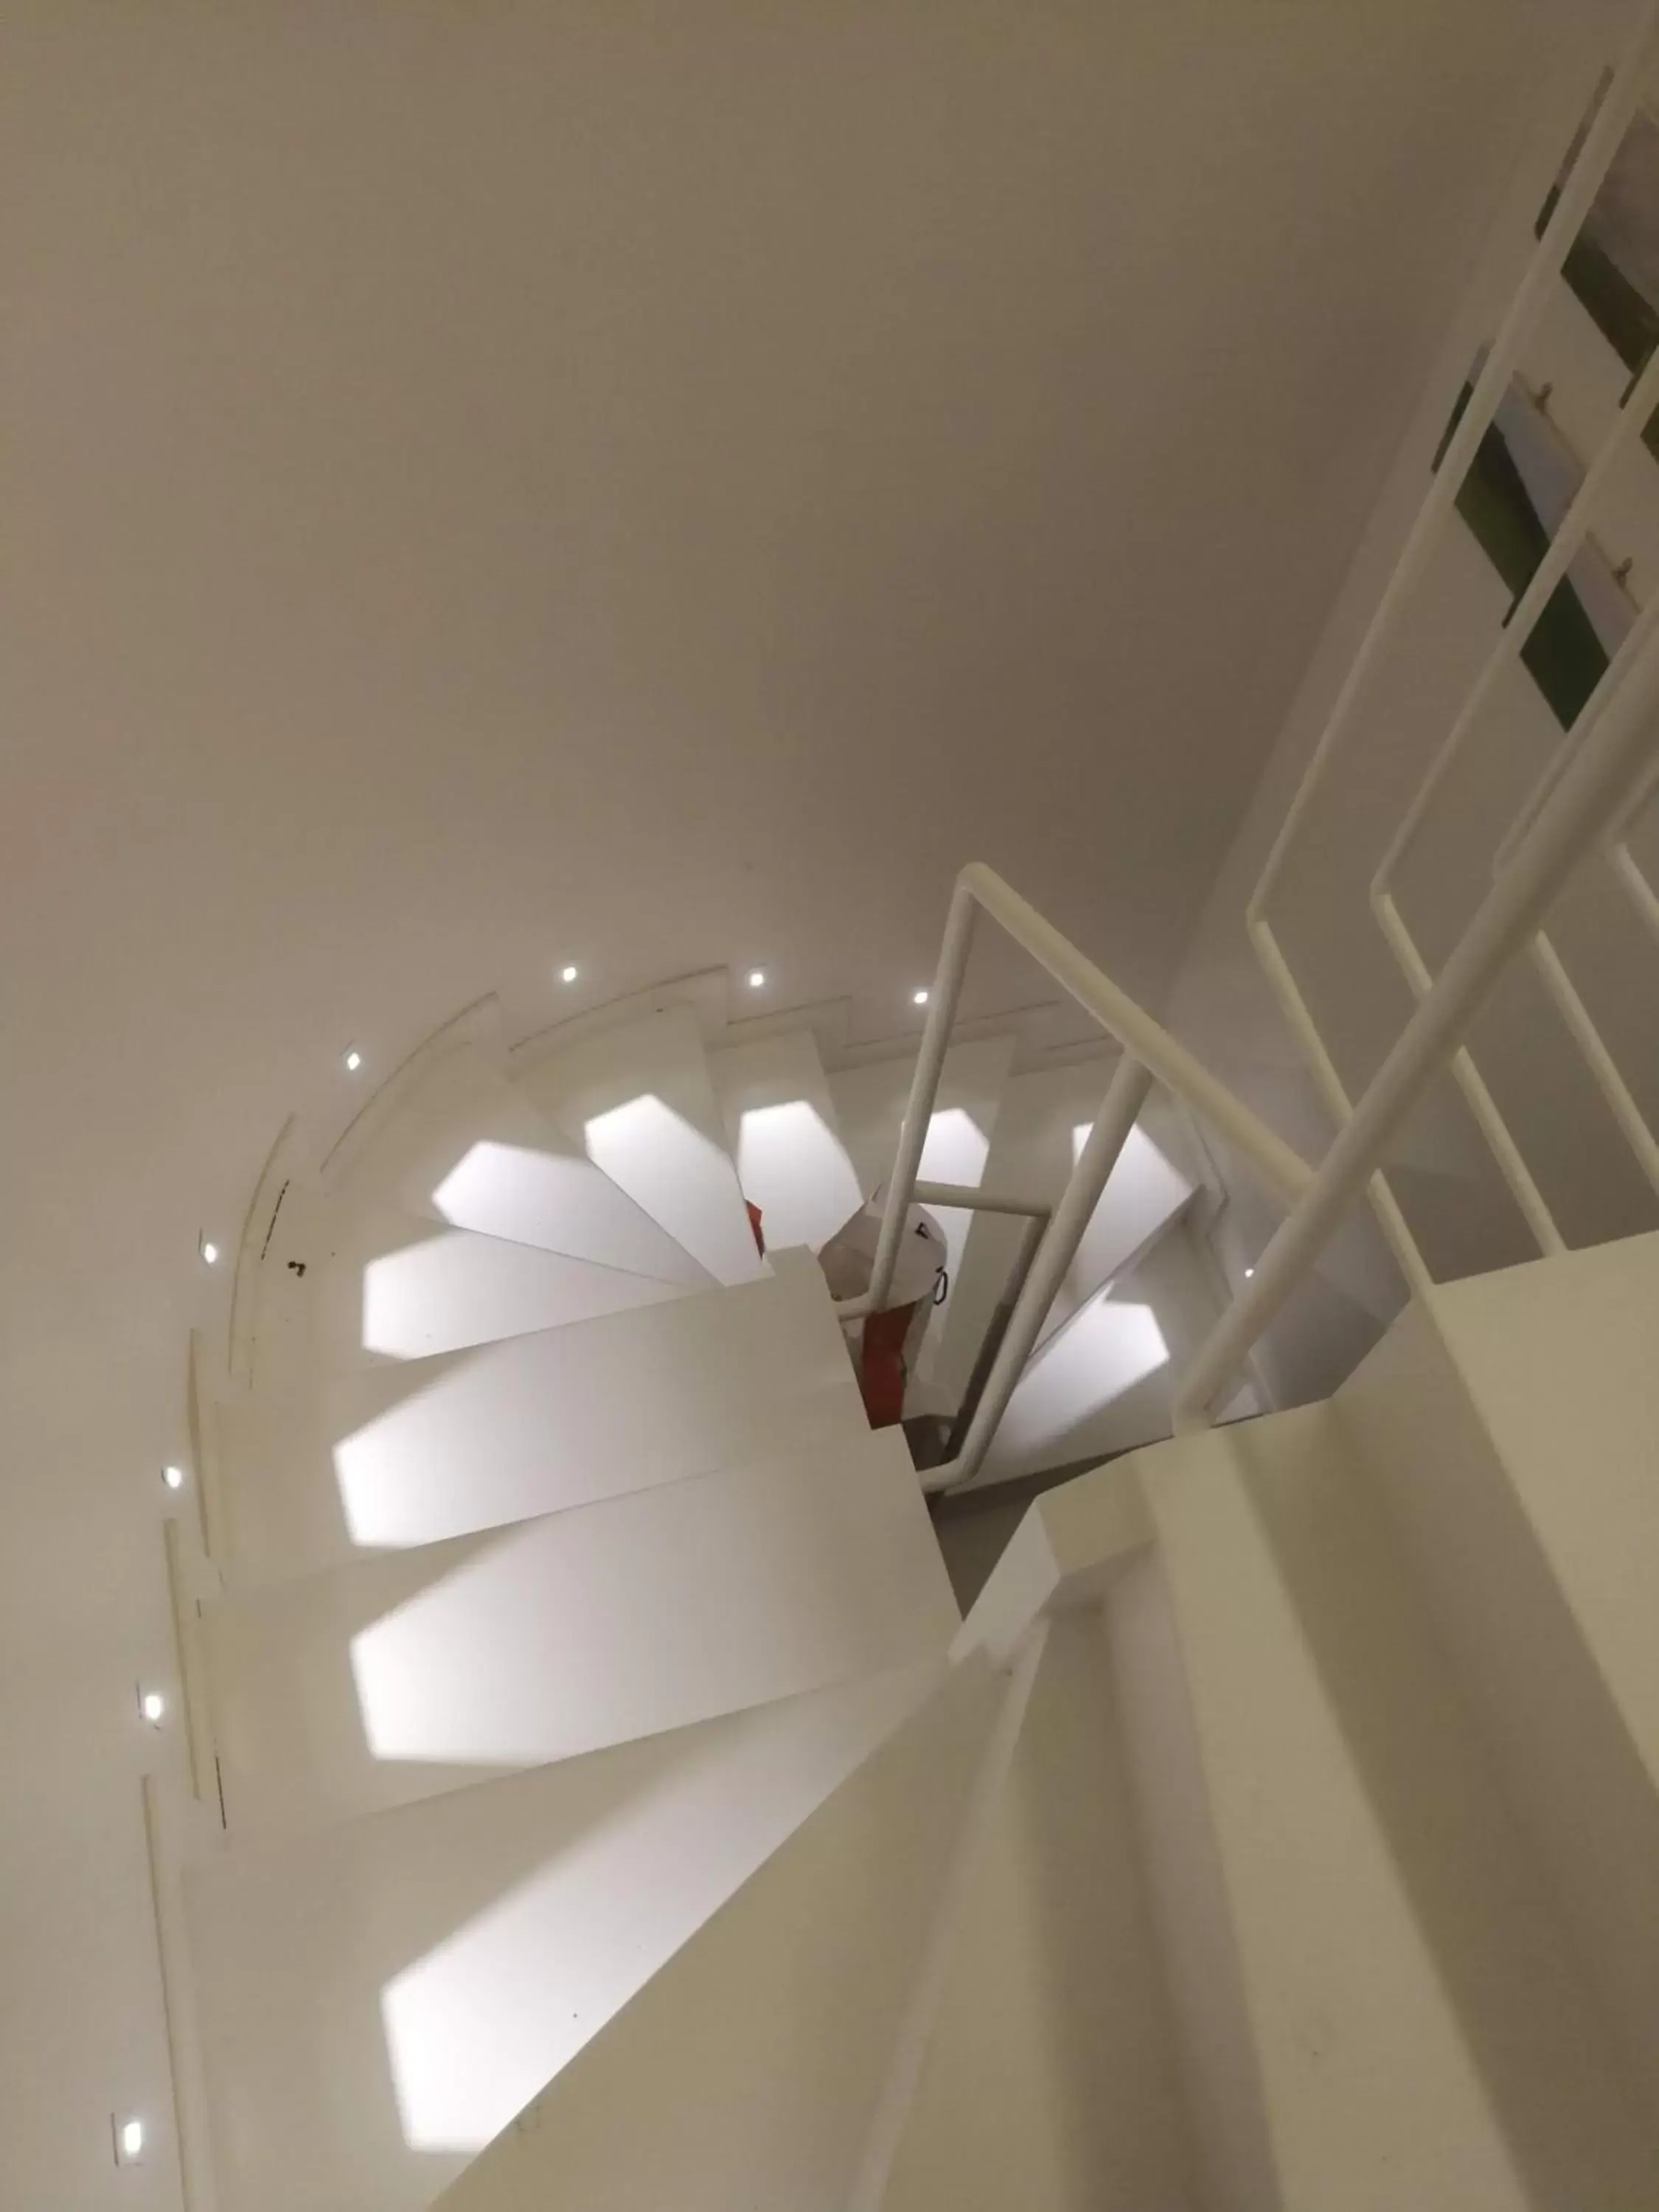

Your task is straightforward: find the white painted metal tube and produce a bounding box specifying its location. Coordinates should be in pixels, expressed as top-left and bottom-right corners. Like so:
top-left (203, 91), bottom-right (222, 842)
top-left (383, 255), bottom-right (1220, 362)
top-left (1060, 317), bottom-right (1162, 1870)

top-left (943, 1209), bottom-right (1051, 1465)
top-left (1489, 582), bottom-right (1659, 875)
top-left (1251, 915), bottom-right (1433, 1297)
top-left (1373, 890), bottom-right (1565, 1253)
top-left (912, 1180), bottom-right (1049, 1217)
top-left (1175, 617), bottom-right (1659, 1428)
top-left (1377, 341), bottom-right (1659, 899)
top-left (859, 883), bottom-right (980, 1315)
top-left (928, 1054), bottom-right (1154, 1495)
top-left (1248, 0), bottom-right (1657, 930)
top-left (1610, 839), bottom-right (1659, 949)
top-left (1530, 929), bottom-right (1659, 1197)
top-left (956, 864), bottom-right (1313, 1208)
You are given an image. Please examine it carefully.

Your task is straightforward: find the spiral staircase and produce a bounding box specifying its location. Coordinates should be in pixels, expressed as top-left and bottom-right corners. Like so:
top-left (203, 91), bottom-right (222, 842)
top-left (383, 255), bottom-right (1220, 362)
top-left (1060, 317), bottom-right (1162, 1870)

top-left (141, 945), bottom-right (1659, 2212)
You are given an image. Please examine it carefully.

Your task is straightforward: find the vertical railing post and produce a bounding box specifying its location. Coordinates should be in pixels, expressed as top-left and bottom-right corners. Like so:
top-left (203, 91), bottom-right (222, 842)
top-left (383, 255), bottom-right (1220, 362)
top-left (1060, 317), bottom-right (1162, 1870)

top-left (863, 883), bottom-right (980, 1313)
top-left (925, 1054), bottom-right (1154, 1493)
top-left (942, 1208), bottom-right (1049, 1464)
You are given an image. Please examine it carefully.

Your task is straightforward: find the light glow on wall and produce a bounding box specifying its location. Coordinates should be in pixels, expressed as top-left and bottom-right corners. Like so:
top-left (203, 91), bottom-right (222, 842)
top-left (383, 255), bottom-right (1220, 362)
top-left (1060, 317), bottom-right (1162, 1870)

top-left (348, 1528), bottom-right (584, 1767)
top-left (428, 1138), bottom-right (703, 1286)
top-left (379, 1731), bottom-right (731, 2152)
top-left (583, 1093), bottom-right (763, 1284)
top-left (735, 1100), bottom-right (860, 1252)
top-left (990, 1293), bottom-right (1169, 1467)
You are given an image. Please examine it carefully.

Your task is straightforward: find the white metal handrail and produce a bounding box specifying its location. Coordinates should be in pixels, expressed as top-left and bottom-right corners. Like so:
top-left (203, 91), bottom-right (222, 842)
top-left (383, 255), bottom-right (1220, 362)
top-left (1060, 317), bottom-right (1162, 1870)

top-left (1175, 615), bottom-right (1659, 1423)
top-left (1244, 1), bottom-right (1659, 1284)
top-left (872, 594), bottom-right (1658, 1482)
top-left (845, 864), bottom-right (1316, 1492)
top-left (868, 24), bottom-right (1659, 1489)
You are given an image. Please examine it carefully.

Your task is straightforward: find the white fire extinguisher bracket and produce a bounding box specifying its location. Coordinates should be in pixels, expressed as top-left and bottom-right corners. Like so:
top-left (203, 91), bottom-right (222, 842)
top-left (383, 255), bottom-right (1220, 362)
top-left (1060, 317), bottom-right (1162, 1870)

top-left (818, 1190), bottom-right (948, 1313)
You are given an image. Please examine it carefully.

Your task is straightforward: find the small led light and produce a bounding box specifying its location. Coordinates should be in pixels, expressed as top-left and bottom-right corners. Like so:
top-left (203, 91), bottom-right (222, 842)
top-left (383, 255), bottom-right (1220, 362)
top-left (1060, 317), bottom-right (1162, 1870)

top-left (560, 964), bottom-right (579, 984)
top-left (115, 2115), bottom-right (145, 2165)
top-left (139, 1688), bottom-right (167, 1726)
top-left (161, 1464), bottom-right (185, 1492)
top-left (912, 988), bottom-right (930, 1006)
top-left (1244, 1266), bottom-right (1255, 1279)
top-left (344, 1048), bottom-right (363, 1074)
top-left (747, 970), bottom-right (766, 989)
top-left (200, 1237), bottom-right (220, 1266)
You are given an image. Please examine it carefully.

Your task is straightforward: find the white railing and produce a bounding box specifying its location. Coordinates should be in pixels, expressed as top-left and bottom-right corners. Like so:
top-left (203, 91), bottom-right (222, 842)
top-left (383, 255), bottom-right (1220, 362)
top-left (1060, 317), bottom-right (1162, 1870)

top-left (861, 15), bottom-right (1659, 1486)
top-left (1249, 0), bottom-right (1659, 1286)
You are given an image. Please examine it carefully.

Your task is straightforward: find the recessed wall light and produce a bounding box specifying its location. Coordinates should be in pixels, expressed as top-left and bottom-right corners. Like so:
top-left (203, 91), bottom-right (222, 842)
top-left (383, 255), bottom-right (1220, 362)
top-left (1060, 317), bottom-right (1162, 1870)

top-left (560, 964), bottom-right (580, 984)
top-left (747, 970), bottom-right (766, 989)
top-left (344, 1048), bottom-right (363, 1074)
top-left (114, 2115), bottom-right (145, 2166)
top-left (1244, 1266), bottom-right (1256, 1279)
top-left (161, 1465), bottom-right (185, 1492)
top-left (139, 1688), bottom-right (167, 1726)
top-left (912, 988), bottom-right (930, 1006)
top-left (199, 1237), bottom-right (220, 1266)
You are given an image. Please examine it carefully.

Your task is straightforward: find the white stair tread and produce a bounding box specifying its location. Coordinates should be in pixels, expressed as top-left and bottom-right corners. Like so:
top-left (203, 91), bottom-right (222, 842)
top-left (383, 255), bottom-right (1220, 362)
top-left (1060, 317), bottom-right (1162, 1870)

top-left (431, 1658), bottom-right (1005, 2212)
top-left (878, 1612), bottom-right (1197, 2212)
top-left (206, 1423), bottom-right (961, 1837)
top-left (183, 1658), bottom-right (944, 2212)
top-left (219, 1248), bottom-right (866, 1582)
top-left (327, 1040), bottom-right (709, 1285)
top-left (709, 1029), bottom-right (863, 1253)
top-left (319, 1203), bottom-right (692, 1367)
top-left (1126, 1407), bottom-right (1659, 2210)
top-left (515, 1004), bottom-right (768, 1286)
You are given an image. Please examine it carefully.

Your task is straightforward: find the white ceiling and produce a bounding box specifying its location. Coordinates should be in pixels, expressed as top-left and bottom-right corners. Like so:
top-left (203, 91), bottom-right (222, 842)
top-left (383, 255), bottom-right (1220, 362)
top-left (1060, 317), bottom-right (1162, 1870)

top-left (0, 0), bottom-right (1621, 2197)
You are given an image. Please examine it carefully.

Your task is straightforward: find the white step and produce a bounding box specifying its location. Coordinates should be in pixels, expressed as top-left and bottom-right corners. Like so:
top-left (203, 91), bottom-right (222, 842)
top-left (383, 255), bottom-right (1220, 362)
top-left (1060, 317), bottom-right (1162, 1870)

top-left (872, 1610), bottom-right (1198, 2212)
top-left (432, 1657), bottom-right (1009, 2212)
top-left (184, 1659), bottom-right (942, 2212)
top-left (1107, 1407), bottom-right (1659, 2210)
top-left (206, 1424), bottom-right (960, 1836)
top-left (322, 1203), bottom-right (691, 1366)
top-left (514, 1004), bottom-right (768, 1286)
top-left (234, 1178), bottom-right (691, 1379)
top-left (975, 1225), bottom-right (1254, 1485)
top-left (219, 1247), bottom-right (866, 1582)
top-left (1339, 1228), bottom-right (1659, 2118)
top-left (327, 1037), bottom-right (710, 1285)
top-left (708, 1029), bottom-right (862, 1253)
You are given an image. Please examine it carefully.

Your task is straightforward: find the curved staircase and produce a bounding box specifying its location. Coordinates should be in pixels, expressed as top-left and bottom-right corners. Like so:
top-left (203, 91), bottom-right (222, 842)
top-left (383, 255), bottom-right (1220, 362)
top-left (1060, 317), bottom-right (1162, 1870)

top-left (155, 964), bottom-right (1659, 2212)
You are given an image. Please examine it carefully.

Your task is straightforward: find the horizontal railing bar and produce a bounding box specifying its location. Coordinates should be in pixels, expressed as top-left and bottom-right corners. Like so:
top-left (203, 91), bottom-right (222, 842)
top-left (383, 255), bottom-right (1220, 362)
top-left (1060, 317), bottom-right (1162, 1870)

top-left (912, 1180), bottom-right (1051, 1218)
top-left (1530, 930), bottom-right (1659, 1198)
top-left (1250, 916), bottom-right (1433, 1298)
top-left (1377, 341), bottom-right (1659, 900)
top-left (956, 864), bottom-right (1314, 1209)
top-left (1610, 840), bottom-right (1659, 950)
top-left (865, 883), bottom-right (980, 1313)
top-left (1489, 580), bottom-right (1659, 876)
top-left (1248, 0), bottom-right (1656, 932)
top-left (1175, 612), bottom-right (1659, 1428)
top-left (928, 1055), bottom-right (1154, 1495)
top-left (1373, 891), bottom-right (1565, 1253)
